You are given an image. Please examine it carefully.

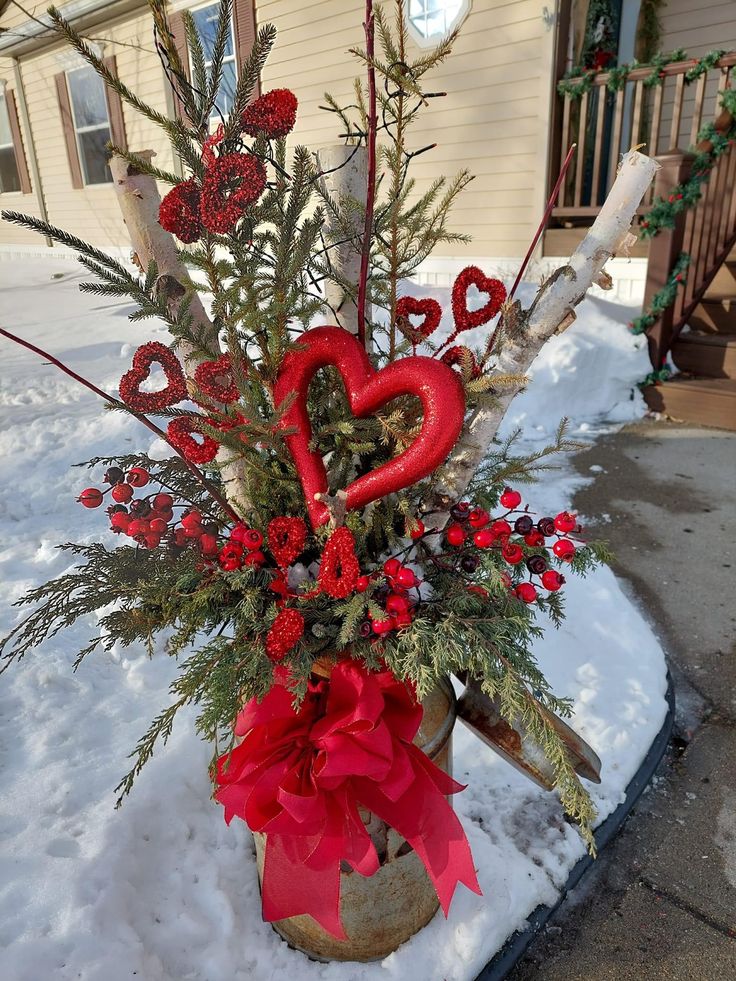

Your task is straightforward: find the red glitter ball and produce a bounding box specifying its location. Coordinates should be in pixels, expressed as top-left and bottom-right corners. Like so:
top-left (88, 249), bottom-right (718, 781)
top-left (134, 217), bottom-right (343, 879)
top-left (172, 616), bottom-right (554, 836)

top-left (167, 416), bottom-right (219, 464)
top-left (159, 179), bottom-right (202, 244)
top-left (200, 153), bottom-right (267, 234)
top-left (266, 607), bottom-right (305, 661)
top-left (241, 88), bottom-right (298, 139)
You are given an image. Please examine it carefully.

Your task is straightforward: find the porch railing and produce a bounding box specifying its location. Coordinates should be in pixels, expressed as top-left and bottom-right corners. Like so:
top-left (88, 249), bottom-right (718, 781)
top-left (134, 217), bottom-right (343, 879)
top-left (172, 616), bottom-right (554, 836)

top-left (551, 53), bottom-right (736, 220)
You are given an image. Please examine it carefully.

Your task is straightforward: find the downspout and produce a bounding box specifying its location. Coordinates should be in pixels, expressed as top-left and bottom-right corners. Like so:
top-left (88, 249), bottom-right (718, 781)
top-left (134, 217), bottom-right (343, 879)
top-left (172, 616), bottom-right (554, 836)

top-left (12, 56), bottom-right (52, 247)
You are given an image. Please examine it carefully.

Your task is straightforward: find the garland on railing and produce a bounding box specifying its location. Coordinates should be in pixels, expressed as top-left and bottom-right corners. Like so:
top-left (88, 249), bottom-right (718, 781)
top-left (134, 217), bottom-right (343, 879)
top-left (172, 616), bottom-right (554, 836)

top-left (629, 252), bottom-right (690, 335)
top-left (556, 48), bottom-right (725, 99)
top-left (640, 90), bottom-right (736, 239)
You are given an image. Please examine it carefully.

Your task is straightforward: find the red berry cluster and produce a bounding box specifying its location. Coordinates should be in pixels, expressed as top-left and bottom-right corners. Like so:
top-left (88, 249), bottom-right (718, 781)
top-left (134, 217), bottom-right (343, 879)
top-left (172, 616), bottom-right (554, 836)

top-left (241, 88), bottom-right (298, 139)
top-left (356, 557), bottom-right (420, 637)
top-left (79, 466), bottom-right (178, 549)
top-left (440, 489), bottom-right (579, 603)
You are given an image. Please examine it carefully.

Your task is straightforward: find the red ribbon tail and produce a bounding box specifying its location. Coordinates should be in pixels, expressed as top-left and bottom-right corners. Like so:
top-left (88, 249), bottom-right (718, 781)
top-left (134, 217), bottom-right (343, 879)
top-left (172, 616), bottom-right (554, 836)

top-left (261, 833), bottom-right (346, 939)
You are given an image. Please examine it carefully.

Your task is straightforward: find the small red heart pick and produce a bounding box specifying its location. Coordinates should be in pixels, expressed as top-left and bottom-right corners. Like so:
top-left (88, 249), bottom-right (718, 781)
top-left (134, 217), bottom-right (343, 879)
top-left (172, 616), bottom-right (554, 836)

top-left (274, 326), bottom-right (466, 528)
top-left (451, 266), bottom-right (506, 333)
top-left (119, 341), bottom-right (188, 413)
top-left (395, 296), bottom-right (442, 339)
top-left (194, 354), bottom-right (240, 404)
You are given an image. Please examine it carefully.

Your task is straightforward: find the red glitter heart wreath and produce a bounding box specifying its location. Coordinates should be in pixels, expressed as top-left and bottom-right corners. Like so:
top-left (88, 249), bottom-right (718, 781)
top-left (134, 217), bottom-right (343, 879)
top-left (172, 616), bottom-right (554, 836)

top-left (451, 265), bottom-right (506, 333)
top-left (395, 296), bottom-right (442, 340)
top-left (119, 341), bottom-right (188, 413)
top-left (273, 326), bottom-right (466, 528)
top-left (194, 354), bottom-right (240, 404)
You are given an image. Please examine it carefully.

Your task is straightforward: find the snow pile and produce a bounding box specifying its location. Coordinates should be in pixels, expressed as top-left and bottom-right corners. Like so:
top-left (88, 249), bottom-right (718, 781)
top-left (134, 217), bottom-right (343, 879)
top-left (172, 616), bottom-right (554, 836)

top-left (0, 259), bottom-right (666, 981)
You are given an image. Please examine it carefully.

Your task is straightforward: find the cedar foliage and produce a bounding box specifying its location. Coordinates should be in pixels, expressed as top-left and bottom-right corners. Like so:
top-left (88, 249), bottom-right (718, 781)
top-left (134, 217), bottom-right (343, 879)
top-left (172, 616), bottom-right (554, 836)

top-left (0, 0), bottom-right (605, 845)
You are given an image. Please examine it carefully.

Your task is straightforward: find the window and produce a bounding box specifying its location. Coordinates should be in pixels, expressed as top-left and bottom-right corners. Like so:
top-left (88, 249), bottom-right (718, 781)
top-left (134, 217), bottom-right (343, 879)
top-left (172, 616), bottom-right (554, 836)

top-left (406, 0), bottom-right (470, 45)
top-left (0, 94), bottom-right (21, 194)
top-left (66, 65), bottom-right (113, 185)
top-left (190, 1), bottom-right (238, 119)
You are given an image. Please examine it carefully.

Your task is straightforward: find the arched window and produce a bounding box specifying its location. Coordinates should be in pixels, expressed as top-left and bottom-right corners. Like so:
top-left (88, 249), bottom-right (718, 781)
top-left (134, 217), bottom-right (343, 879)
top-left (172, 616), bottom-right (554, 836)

top-left (405, 0), bottom-right (471, 47)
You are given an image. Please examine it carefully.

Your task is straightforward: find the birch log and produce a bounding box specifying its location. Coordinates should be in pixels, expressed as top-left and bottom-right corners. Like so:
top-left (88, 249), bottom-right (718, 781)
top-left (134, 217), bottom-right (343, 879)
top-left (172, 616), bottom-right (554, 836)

top-left (109, 152), bottom-right (250, 514)
top-left (431, 150), bottom-right (659, 516)
top-left (316, 145), bottom-right (368, 336)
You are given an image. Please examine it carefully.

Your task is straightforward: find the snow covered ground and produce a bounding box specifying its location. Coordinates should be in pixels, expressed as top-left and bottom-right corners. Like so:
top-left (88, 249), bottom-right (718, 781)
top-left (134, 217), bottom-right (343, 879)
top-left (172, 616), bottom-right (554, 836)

top-left (0, 258), bottom-right (669, 981)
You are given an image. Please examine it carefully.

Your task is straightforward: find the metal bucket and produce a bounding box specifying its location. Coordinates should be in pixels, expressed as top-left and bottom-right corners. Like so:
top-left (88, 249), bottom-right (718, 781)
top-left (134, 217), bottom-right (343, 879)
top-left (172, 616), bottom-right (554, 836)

top-left (253, 677), bottom-right (456, 961)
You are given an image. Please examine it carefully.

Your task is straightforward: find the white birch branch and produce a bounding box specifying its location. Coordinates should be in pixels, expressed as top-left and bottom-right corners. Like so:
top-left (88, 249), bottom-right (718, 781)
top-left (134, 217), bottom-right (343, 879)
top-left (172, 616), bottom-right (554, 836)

top-left (431, 150), bottom-right (659, 517)
top-left (316, 145), bottom-right (368, 336)
top-left (109, 152), bottom-right (250, 515)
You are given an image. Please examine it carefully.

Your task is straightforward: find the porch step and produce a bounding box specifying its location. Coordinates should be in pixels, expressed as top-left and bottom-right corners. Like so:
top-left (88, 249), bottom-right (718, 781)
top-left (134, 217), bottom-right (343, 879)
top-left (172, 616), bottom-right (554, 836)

top-left (687, 298), bottom-right (736, 334)
top-left (672, 332), bottom-right (736, 378)
top-left (643, 377), bottom-right (736, 431)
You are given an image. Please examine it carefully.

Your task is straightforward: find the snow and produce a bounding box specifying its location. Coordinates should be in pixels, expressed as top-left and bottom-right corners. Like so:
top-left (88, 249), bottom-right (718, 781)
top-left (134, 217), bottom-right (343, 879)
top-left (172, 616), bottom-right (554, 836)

top-left (0, 259), bottom-right (668, 981)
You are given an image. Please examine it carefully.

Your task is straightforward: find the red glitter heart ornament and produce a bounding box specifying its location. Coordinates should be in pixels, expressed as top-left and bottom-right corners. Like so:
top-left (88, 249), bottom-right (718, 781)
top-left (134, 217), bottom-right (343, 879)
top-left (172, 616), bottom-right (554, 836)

top-left (451, 265), bottom-right (506, 333)
top-left (274, 326), bottom-right (466, 528)
top-left (119, 341), bottom-right (188, 413)
top-left (395, 296), bottom-right (442, 339)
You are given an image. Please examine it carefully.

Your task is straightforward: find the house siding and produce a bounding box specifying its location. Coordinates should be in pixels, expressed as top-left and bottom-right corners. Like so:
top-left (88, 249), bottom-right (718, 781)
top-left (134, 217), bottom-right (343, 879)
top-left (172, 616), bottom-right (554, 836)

top-left (258, 0), bottom-right (556, 259)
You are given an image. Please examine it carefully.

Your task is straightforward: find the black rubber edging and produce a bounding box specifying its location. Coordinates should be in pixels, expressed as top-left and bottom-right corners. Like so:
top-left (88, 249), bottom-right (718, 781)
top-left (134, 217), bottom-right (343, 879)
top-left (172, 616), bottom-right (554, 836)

top-left (475, 671), bottom-right (676, 981)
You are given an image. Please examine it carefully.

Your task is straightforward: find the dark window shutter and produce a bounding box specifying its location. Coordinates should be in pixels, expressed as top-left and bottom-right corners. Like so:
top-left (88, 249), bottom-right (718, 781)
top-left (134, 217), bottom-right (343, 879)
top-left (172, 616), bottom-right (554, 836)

top-left (5, 90), bottom-right (32, 194)
top-left (168, 11), bottom-right (192, 122)
top-left (233, 0), bottom-right (259, 97)
top-left (102, 55), bottom-right (127, 150)
top-left (54, 72), bottom-right (83, 189)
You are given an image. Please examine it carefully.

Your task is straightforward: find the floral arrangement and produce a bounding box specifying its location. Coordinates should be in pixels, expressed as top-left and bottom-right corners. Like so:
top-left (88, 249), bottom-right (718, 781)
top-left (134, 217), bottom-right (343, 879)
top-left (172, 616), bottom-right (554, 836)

top-left (0, 0), bottom-right (646, 943)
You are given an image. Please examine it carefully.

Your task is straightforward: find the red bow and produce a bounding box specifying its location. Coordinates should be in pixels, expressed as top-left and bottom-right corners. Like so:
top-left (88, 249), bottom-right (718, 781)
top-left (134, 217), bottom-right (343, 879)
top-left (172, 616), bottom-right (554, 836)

top-left (215, 661), bottom-right (481, 938)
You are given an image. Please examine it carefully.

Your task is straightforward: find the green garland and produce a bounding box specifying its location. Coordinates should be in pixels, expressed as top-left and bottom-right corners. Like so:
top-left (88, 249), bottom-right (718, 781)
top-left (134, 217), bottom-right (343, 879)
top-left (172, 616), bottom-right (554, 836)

top-left (629, 252), bottom-right (690, 335)
top-left (556, 47), bottom-right (724, 99)
top-left (640, 90), bottom-right (736, 239)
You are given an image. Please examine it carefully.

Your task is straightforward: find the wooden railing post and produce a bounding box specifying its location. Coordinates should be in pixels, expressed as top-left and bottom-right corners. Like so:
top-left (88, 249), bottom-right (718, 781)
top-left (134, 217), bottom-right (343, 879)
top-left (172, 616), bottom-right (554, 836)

top-left (643, 150), bottom-right (695, 369)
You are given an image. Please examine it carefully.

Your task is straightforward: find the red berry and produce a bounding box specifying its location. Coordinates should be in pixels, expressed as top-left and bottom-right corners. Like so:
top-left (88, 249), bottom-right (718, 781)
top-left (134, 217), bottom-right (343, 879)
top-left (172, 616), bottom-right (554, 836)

top-left (409, 519), bottom-right (425, 539)
top-left (553, 539), bottom-right (576, 561)
top-left (356, 575), bottom-right (371, 592)
top-left (244, 549), bottom-right (266, 567)
top-left (149, 517), bottom-right (168, 534)
top-left (499, 487), bottom-right (521, 509)
top-left (500, 571), bottom-right (513, 589)
top-left (127, 518), bottom-right (149, 539)
top-left (242, 529), bottom-right (263, 551)
top-left (110, 511), bottom-right (130, 532)
top-left (468, 508), bottom-right (489, 528)
top-left (395, 567), bottom-right (418, 589)
top-left (143, 533), bottom-right (161, 550)
top-left (394, 611), bottom-right (413, 629)
top-left (446, 523), bottom-right (466, 547)
top-left (230, 523), bottom-right (250, 544)
top-left (183, 524), bottom-right (203, 539)
top-left (515, 582), bottom-right (538, 603)
top-left (473, 528), bottom-right (494, 548)
top-left (383, 558), bottom-right (401, 578)
top-left (219, 543), bottom-right (244, 570)
top-left (385, 593), bottom-right (409, 614)
top-left (174, 528), bottom-right (188, 547)
top-left (153, 493), bottom-right (173, 510)
top-left (491, 519), bottom-right (512, 541)
top-left (199, 533), bottom-right (219, 556)
top-left (372, 617), bottom-right (394, 635)
top-left (181, 511), bottom-right (202, 531)
top-left (151, 508), bottom-right (173, 524)
top-left (502, 543), bottom-right (523, 565)
top-left (126, 467), bottom-right (150, 488)
top-left (78, 487), bottom-right (103, 508)
top-left (111, 483), bottom-right (134, 504)
top-left (554, 511), bottom-right (577, 533)
top-left (524, 530), bottom-right (545, 547)
top-left (541, 570), bottom-right (565, 591)
top-left (467, 584), bottom-right (489, 599)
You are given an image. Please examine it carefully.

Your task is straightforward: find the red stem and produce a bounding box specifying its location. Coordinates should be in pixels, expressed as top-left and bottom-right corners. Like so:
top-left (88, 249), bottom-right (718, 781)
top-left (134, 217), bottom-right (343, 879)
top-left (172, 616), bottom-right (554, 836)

top-left (357, 0), bottom-right (377, 349)
top-left (508, 143), bottom-right (577, 305)
top-left (0, 327), bottom-right (241, 523)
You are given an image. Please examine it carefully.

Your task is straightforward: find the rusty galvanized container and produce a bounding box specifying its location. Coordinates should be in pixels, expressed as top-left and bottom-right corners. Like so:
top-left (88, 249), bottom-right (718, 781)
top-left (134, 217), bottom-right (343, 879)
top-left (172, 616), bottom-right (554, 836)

top-left (253, 678), bottom-right (456, 962)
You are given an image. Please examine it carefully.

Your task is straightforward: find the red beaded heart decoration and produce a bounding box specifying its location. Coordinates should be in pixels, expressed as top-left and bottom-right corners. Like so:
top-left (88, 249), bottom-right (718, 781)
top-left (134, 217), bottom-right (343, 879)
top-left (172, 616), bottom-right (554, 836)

top-left (119, 341), bottom-right (188, 413)
top-left (395, 296), bottom-right (442, 340)
top-left (167, 416), bottom-right (219, 464)
top-left (274, 326), bottom-right (466, 528)
top-left (194, 354), bottom-right (240, 404)
top-left (268, 516), bottom-right (308, 567)
top-left (451, 266), bottom-right (506, 333)
top-left (318, 526), bottom-right (360, 598)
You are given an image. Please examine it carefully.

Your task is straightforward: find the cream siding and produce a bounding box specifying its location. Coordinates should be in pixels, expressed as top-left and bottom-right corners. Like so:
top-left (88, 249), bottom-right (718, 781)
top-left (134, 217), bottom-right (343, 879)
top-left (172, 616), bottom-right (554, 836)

top-left (0, 6), bottom-right (174, 250)
top-left (0, 55), bottom-right (44, 243)
top-left (258, 0), bottom-right (556, 259)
